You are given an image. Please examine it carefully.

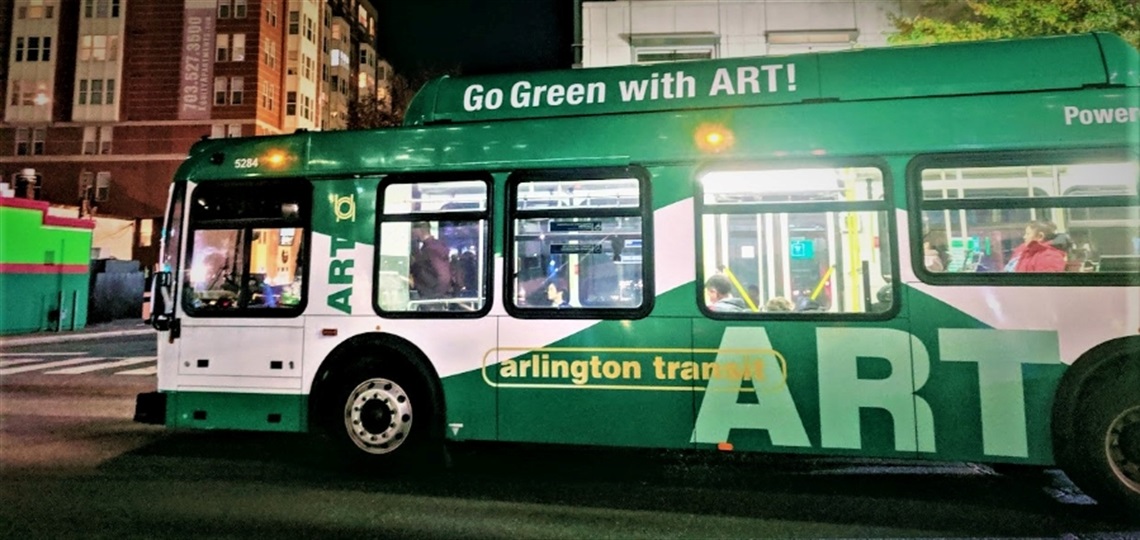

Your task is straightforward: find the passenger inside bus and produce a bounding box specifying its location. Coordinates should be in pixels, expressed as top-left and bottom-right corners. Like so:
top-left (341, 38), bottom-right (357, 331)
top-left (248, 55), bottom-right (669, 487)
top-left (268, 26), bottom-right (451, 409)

top-left (704, 274), bottom-right (748, 312)
top-left (765, 296), bottom-right (794, 312)
top-left (1006, 220), bottom-right (1070, 273)
top-left (409, 221), bottom-right (452, 308)
top-left (546, 280), bottom-right (570, 308)
top-left (923, 230), bottom-right (950, 272)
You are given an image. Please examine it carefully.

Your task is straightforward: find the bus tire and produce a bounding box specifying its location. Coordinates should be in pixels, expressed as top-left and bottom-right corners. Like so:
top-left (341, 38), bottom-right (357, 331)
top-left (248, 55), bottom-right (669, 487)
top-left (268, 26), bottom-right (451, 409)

top-left (1068, 359), bottom-right (1140, 521)
top-left (323, 354), bottom-right (443, 471)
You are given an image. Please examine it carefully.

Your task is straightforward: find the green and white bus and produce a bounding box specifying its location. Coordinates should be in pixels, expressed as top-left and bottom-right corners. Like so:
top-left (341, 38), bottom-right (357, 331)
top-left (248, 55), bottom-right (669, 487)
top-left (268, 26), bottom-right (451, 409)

top-left (138, 33), bottom-right (1140, 515)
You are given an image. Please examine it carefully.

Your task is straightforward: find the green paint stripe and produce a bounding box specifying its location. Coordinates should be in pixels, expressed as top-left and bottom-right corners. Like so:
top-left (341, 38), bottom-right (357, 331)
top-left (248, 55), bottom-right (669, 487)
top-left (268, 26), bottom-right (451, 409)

top-left (166, 391), bottom-right (307, 432)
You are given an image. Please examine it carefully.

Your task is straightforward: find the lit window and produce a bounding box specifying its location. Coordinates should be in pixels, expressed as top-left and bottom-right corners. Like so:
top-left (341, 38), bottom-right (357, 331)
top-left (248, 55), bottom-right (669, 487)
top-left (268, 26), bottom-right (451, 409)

top-left (79, 35), bottom-right (118, 61)
top-left (232, 34), bottom-right (245, 62)
top-left (216, 34), bottom-right (229, 62)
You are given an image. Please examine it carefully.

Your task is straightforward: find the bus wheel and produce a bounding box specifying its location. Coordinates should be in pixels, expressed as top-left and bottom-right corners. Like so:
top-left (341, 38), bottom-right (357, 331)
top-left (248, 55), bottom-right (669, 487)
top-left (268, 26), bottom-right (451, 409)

top-left (1071, 363), bottom-right (1140, 520)
top-left (325, 358), bottom-right (440, 468)
top-left (344, 376), bottom-right (413, 455)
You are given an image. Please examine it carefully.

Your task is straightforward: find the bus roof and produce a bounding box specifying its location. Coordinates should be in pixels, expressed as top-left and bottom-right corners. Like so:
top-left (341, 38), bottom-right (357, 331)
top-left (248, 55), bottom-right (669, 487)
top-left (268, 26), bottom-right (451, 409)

top-left (404, 33), bottom-right (1139, 126)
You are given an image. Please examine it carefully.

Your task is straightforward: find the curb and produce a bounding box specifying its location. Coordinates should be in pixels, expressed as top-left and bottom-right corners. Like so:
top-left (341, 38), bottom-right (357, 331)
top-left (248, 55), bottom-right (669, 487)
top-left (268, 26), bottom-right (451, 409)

top-left (0, 328), bottom-right (156, 347)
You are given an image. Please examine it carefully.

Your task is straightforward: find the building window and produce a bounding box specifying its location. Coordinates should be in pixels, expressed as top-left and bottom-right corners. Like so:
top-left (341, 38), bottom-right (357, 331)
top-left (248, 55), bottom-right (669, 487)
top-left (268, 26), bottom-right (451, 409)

top-left (300, 95), bottom-right (312, 121)
top-left (217, 0), bottom-right (230, 18)
top-left (15, 128), bottom-right (29, 155)
top-left (216, 34), bottom-right (229, 62)
top-left (635, 48), bottom-right (714, 64)
top-left (19, 1), bottom-right (57, 19)
top-left (15, 36), bottom-right (52, 62)
top-left (232, 34), bottom-right (246, 62)
top-left (139, 219), bottom-right (154, 248)
top-left (95, 172), bottom-right (111, 202)
top-left (628, 33), bottom-right (719, 64)
top-left (215, 77), bottom-right (227, 105)
top-left (230, 77), bottom-right (244, 105)
top-left (265, 1), bottom-right (277, 26)
top-left (15, 127), bottom-right (47, 156)
top-left (302, 55), bottom-right (314, 80)
top-left (304, 15), bottom-right (314, 41)
top-left (210, 124), bottom-right (242, 138)
top-left (235, 0), bottom-right (247, 18)
top-left (10, 80), bottom-right (47, 106)
top-left (288, 11), bottom-right (299, 34)
top-left (286, 91), bottom-right (297, 115)
top-left (79, 171), bottom-right (94, 200)
top-left (79, 35), bottom-right (119, 61)
top-left (261, 81), bottom-right (275, 110)
top-left (78, 79), bottom-right (114, 106)
top-left (85, 0), bottom-right (120, 18)
top-left (263, 38), bottom-right (277, 68)
top-left (90, 80), bottom-right (104, 105)
top-left (83, 126), bottom-right (113, 155)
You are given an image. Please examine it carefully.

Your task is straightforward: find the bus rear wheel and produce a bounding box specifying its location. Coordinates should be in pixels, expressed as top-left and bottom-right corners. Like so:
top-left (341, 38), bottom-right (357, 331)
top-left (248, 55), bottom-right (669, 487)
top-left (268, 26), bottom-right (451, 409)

top-left (324, 358), bottom-right (441, 469)
top-left (1070, 363), bottom-right (1140, 521)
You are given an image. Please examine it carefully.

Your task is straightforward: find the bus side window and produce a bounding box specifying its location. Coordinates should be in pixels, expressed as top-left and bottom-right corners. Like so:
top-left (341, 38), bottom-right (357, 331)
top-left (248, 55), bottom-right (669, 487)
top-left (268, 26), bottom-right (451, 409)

top-left (698, 166), bottom-right (892, 315)
top-left (376, 178), bottom-right (490, 315)
top-left (917, 158), bottom-right (1139, 277)
top-left (507, 171), bottom-right (650, 318)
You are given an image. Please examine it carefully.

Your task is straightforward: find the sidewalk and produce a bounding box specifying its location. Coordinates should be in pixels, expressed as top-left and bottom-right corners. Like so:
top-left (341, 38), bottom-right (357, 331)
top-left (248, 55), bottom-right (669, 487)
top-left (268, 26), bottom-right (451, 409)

top-left (0, 319), bottom-right (155, 347)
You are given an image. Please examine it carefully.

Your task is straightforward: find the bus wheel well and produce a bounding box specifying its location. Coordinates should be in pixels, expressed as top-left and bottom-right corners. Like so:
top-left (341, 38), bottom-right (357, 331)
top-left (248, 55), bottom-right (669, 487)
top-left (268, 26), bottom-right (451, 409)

top-left (309, 333), bottom-right (446, 439)
top-left (1051, 336), bottom-right (1140, 469)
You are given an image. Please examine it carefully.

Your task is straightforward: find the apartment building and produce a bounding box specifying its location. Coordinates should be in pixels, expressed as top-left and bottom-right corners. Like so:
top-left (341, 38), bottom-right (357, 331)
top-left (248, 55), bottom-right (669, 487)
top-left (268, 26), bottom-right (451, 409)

top-left (0, 0), bottom-right (384, 268)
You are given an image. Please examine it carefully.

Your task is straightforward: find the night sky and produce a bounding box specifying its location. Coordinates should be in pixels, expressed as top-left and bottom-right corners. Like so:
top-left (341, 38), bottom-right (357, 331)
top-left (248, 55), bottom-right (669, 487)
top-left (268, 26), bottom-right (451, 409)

top-left (374, 0), bottom-right (576, 76)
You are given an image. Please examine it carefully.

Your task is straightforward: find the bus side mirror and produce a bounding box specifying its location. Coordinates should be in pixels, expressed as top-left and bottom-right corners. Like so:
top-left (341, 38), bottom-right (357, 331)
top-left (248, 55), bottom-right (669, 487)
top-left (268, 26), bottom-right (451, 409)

top-left (150, 271), bottom-right (174, 331)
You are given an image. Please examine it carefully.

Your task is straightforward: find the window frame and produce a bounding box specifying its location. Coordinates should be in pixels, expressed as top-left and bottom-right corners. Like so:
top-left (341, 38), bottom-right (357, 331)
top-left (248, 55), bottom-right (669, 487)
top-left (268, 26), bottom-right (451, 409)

top-left (908, 148), bottom-right (1140, 287)
top-left (181, 179), bottom-right (313, 318)
top-left (694, 159), bottom-right (899, 321)
top-left (372, 172), bottom-right (495, 319)
top-left (504, 166), bottom-right (655, 320)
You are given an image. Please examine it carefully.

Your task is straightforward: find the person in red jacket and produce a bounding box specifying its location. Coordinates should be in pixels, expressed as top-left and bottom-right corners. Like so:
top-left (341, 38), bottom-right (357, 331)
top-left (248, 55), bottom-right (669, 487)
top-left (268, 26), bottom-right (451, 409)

top-left (1007, 220), bottom-right (1068, 272)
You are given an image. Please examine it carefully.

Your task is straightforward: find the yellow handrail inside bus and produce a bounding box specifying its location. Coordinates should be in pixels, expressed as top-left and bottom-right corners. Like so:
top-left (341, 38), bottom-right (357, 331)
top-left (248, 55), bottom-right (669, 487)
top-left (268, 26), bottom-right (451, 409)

top-left (810, 266), bottom-right (835, 302)
top-left (722, 266), bottom-right (760, 312)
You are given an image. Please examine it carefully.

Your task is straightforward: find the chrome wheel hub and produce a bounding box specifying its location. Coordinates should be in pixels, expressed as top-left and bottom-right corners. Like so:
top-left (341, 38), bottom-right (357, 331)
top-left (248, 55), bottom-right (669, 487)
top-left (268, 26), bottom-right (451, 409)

top-left (1105, 405), bottom-right (1140, 494)
top-left (344, 378), bottom-right (412, 455)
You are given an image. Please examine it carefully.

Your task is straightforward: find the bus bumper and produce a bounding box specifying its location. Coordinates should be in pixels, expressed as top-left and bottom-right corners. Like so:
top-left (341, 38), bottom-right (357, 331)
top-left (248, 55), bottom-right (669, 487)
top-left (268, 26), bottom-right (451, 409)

top-left (133, 392), bottom-right (166, 425)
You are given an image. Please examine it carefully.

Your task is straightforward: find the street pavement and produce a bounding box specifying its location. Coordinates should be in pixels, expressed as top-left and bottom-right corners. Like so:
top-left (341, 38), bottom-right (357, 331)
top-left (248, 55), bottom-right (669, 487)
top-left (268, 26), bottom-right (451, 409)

top-left (0, 319), bottom-right (154, 347)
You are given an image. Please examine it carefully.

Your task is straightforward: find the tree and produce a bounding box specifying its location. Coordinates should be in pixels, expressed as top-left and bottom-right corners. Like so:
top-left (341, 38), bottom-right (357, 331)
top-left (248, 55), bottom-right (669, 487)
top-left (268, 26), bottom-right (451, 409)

top-left (890, 0), bottom-right (1140, 49)
top-left (348, 66), bottom-right (460, 130)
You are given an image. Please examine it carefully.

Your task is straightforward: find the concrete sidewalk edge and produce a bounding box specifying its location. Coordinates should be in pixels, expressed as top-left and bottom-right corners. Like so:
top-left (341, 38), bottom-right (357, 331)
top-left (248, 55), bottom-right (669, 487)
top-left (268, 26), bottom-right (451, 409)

top-left (0, 328), bottom-right (155, 347)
